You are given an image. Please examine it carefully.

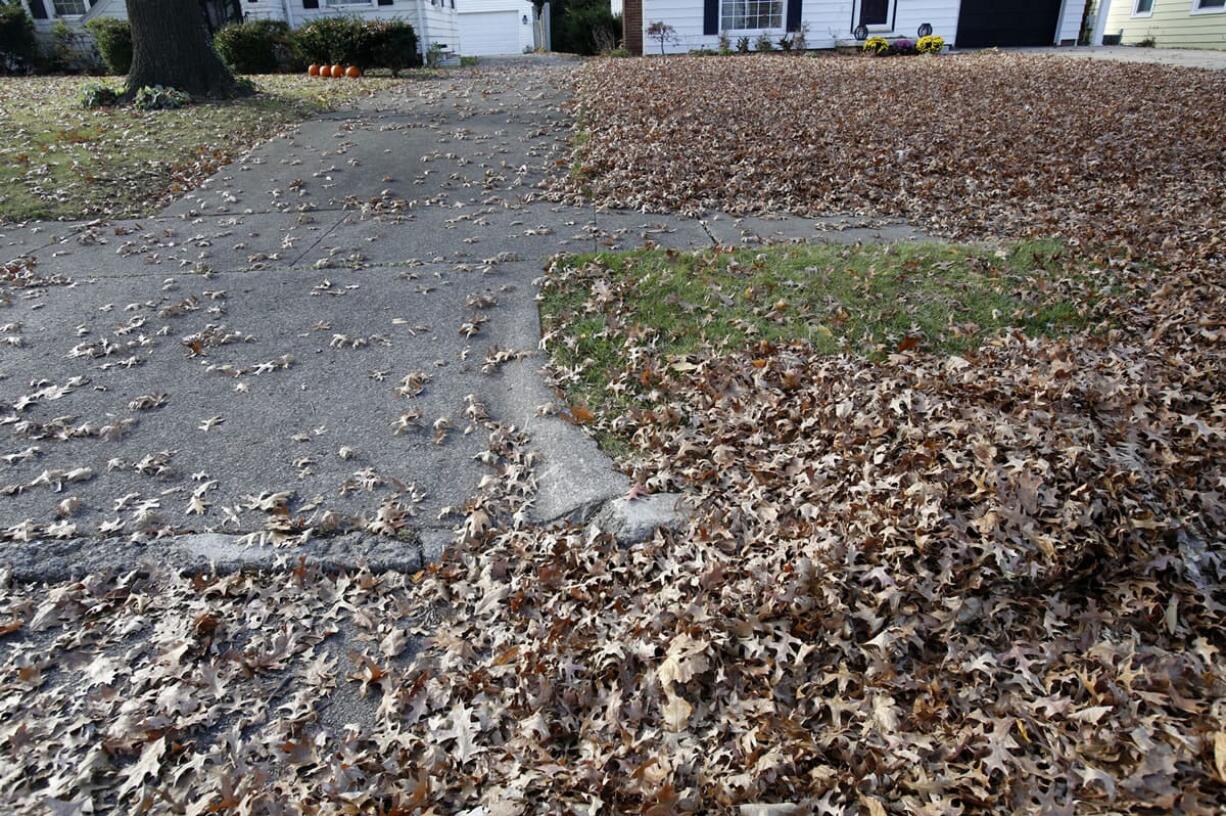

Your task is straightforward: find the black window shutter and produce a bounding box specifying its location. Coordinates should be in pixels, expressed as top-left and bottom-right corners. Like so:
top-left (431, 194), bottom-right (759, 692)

top-left (703, 0), bottom-right (718, 35)
top-left (28, 0), bottom-right (48, 19)
top-left (303, 0), bottom-right (319, 8)
top-left (786, 0), bottom-right (802, 31)
top-left (377, 0), bottom-right (393, 5)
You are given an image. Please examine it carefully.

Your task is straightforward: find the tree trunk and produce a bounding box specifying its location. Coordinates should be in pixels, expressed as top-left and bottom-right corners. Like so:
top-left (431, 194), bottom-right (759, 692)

top-left (124, 0), bottom-right (246, 100)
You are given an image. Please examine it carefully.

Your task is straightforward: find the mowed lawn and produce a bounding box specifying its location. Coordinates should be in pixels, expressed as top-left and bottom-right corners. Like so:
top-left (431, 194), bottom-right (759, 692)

top-left (0, 74), bottom-right (402, 222)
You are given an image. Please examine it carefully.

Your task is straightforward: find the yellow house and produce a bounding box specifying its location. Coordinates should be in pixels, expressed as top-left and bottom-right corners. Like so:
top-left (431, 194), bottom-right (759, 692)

top-left (1089, 0), bottom-right (1226, 49)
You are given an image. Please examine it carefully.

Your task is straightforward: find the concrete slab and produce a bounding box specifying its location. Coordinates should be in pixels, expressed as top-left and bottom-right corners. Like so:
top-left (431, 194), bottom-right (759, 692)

top-left (703, 212), bottom-right (929, 247)
top-left (1015, 45), bottom-right (1226, 72)
top-left (18, 211), bottom-right (346, 280)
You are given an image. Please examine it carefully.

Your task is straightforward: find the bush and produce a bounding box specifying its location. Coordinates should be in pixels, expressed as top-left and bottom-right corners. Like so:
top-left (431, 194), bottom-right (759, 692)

top-left (366, 19), bottom-right (419, 73)
top-left (916, 34), bottom-right (944, 54)
top-left (0, 1), bottom-right (37, 74)
top-left (736, 35), bottom-right (750, 53)
top-left (863, 35), bottom-right (919, 56)
top-left (293, 17), bottom-right (369, 65)
top-left (215, 20), bottom-right (298, 74)
top-left (754, 32), bottom-right (773, 51)
top-left (555, 0), bottom-right (620, 56)
top-left (86, 18), bottom-right (132, 75)
top-left (79, 81), bottom-right (120, 109)
top-left (132, 84), bottom-right (190, 111)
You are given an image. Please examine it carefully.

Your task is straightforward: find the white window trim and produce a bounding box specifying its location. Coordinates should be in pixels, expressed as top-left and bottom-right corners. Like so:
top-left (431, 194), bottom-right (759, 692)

top-left (856, 0), bottom-right (897, 32)
top-left (1131, 0), bottom-right (1154, 17)
top-left (719, 0), bottom-right (785, 32)
top-left (325, 0), bottom-right (377, 7)
top-left (1191, 0), bottom-right (1226, 14)
top-left (48, 0), bottom-right (91, 19)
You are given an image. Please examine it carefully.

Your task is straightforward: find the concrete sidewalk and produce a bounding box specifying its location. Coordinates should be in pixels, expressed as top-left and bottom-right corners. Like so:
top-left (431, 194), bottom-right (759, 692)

top-left (1018, 45), bottom-right (1226, 71)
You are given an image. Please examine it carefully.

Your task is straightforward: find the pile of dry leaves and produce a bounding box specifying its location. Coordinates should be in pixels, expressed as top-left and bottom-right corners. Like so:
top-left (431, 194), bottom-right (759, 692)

top-left (2, 321), bottom-right (1222, 813)
top-left (551, 54), bottom-right (1226, 267)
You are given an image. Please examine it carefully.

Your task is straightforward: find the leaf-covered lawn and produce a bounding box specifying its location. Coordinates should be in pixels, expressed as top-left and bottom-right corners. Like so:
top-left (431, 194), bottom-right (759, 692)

top-left (541, 240), bottom-right (1095, 450)
top-left (0, 74), bottom-right (403, 222)
top-left (552, 54), bottom-right (1226, 266)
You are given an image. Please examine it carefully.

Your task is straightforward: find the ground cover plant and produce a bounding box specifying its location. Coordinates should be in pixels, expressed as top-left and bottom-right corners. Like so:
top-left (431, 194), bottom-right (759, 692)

top-left (0, 74), bottom-right (401, 221)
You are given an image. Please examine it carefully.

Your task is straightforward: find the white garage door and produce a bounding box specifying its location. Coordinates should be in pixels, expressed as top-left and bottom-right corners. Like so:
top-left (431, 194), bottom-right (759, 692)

top-left (459, 11), bottom-right (521, 56)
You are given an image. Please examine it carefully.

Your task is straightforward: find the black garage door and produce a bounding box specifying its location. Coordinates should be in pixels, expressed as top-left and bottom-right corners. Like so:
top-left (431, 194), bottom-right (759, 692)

top-left (956, 0), bottom-right (1063, 48)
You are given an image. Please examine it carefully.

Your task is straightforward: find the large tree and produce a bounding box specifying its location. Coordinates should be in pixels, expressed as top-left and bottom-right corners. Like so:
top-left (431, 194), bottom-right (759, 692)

top-left (124, 0), bottom-right (246, 99)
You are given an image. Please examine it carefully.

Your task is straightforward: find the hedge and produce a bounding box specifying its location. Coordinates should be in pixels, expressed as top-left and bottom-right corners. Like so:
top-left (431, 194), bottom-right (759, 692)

top-left (86, 18), bottom-right (132, 75)
top-left (215, 19), bottom-right (299, 74)
top-left (293, 18), bottom-right (419, 72)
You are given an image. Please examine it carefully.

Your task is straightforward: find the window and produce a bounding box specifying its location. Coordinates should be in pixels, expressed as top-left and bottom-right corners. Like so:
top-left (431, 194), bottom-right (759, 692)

top-left (1193, 0), bottom-right (1226, 12)
top-left (326, 0), bottom-right (370, 6)
top-left (859, 0), bottom-right (889, 26)
top-left (1133, 0), bottom-right (1154, 14)
top-left (52, 0), bottom-right (88, 15)
top-left (720, 0), bottom-right (783, 30)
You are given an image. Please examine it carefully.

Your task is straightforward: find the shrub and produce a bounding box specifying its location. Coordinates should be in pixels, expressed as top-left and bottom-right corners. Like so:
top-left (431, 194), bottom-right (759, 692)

top-left (736, 35), bottom-right (750, 53)
top-left (79, 81), bottom-right (120, 109)
top-left (777, 34), bottom-right (792, 51)
top-left (556, 0), bottom-right (620, 56)
top-left (0, 1), bottom-right (37, 74)
top-left (293, 16), bottom-right (369, 65)
top-left (86, 18), bottom-right (132, 75)
top-left (864, 35), bottom-right (919, 56)
top-left (717, 31), bottom-right (732, 55)
top-left (754, 32), bottom-right (773, 51)
top-left (916, 34), bottom-right (944, 54)
top-left (367, 19), bottom-right (419, 73)
top-left (791, 22), bottom-right (808, 51)
top-left (863, 35), bottom-right (889, 55)
top-left (132, 84), bottom-right (190, 111)
top-left (214, 20), bottom-right (298, 74)
top-left (602, 46), bottom-right (631, 57)
top-left (1137, 35), bottom-right (1156, 47)
top-left (645, 20), bottom-right (677, 56)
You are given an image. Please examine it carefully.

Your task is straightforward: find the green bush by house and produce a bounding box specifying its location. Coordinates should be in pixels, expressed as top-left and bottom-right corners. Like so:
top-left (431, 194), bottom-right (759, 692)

top-left (86, 18), bottom-right (132, 75)
top-left (0, 2), bottom-right (37, 74)
top-left (292, 18), bottom-right (419, 72)
top-left (215, 19), bottom-right (299, 74)
top-left (365, 20), bottom-right (417, 75)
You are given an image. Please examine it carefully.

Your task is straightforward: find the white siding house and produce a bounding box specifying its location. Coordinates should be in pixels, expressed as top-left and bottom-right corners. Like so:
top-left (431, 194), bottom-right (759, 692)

top-left (18, 0), bottom-right (460, 59)
top-left (629, 0), bottom-right (1086, 53)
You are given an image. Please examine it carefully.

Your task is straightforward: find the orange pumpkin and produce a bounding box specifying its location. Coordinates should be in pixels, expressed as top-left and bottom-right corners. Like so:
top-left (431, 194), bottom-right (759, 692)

top-left (308, 64), bottom-right (320, 76)
top-left (317, 64), bottom-right (330, 77)
top-left (345, 65), bottom-right (361, 79)
top-left (331, 64), bottom-right (344, 79)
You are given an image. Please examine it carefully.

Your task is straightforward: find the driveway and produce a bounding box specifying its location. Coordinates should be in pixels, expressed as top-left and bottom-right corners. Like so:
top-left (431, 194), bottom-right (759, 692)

top-left (0, 62), bottom-right (917, 579)
top-left (1021, 44), bottom-right (1226, 70)
top-left (0, 65), bottom-right (621, 576)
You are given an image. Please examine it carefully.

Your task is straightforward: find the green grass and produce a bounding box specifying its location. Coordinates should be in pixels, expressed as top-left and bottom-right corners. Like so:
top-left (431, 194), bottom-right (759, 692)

top-left (0, 74), bottom-right (410, 221)
top-left (540, 240), bottom-right (1095, 453)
